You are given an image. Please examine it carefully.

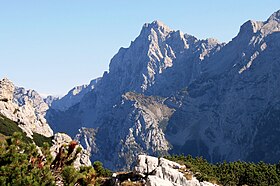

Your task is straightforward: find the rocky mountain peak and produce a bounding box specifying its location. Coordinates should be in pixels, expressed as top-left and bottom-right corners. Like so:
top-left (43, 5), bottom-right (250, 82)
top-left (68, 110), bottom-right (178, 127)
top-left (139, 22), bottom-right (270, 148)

top-left (0, 77), bottom-right (15, 102)
top-left (139, 20), bottom-right (173, 44)
top-left (238, 20), bottom-right (262, 38)
top-left (142, 20), bottom-right (172, 35)
top-left (0, 77), bottom-right (53, 138)
top-left (268, 9), bottom-right (280, 22)
top-left (237, 10), bottom-right (280, 39)
top-left (50, 77), bottom-right (101, 111)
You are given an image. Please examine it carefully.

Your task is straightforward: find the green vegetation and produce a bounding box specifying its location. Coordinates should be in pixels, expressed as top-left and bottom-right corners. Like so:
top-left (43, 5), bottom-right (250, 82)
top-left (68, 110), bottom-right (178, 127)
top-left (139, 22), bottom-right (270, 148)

top-left (0, 113), bottom-right (53, 147)
top-left (0, 132), bottom-right (55, 185)
top-left (93, 161), bottom-right (112, 177)
top-left (166, 154), bottom-right (280, 186)
top-left (32, 132), bottom-right (53, 147)
top-left (0, 132), bottom-right (112, 186)
top-left (0, 113), bottom-right (31, 143)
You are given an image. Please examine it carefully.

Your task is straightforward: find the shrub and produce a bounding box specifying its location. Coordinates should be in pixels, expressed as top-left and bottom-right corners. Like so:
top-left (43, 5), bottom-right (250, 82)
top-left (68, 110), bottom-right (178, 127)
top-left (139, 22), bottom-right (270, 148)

top-left (93, 161), bottom-right (112, 177)
top-left (0, 132), bottom-right (56, 185)
top-left (166, 154), bottom-right (280, 186)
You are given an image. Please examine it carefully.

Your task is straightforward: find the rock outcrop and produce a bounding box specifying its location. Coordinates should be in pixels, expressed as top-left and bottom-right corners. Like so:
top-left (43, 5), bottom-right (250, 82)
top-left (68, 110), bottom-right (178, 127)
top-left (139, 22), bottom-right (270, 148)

top-left (0, 78), bottom-right (14, 101)
top-left (112, 155), bottom-right (217, 186)
top-left (0, 78), bottom-right (53, 137)
top-left (50, 133), bottom-right (91, 169)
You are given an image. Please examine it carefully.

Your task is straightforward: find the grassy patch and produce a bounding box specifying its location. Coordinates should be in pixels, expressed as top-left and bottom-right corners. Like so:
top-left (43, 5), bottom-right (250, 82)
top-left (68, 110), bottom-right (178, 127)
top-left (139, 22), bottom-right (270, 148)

top-left (0, 114), bottom-right (32, 143)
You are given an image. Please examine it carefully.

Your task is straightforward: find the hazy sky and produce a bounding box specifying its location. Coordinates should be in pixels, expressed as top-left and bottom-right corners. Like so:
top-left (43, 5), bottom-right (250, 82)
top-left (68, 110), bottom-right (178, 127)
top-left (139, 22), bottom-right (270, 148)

top-left (1, 1), bottom-right (280, 96)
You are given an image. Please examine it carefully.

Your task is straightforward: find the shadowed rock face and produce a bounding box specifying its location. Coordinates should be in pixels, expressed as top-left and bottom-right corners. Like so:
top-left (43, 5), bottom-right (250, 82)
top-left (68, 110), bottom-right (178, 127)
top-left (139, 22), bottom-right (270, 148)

top-left (50, 78), bottom-right (101, 112)
top-left (48, 10), bottom-right (280, 170)
top-left (165, 13), bottom-right (280, 163)
top-left (88, 92), bottom-right (175, 170)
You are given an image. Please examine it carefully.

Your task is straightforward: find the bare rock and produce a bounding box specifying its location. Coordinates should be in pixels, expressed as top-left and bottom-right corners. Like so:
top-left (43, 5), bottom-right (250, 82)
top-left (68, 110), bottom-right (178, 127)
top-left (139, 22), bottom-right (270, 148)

top-left (0, 78), bottom-right (53, 137)
top-left (50, 133), bottom-right (91, 169)
top-left (134, 155), bottom-right (216, 186)
top-left (0, 78), bottom-right (14, 101)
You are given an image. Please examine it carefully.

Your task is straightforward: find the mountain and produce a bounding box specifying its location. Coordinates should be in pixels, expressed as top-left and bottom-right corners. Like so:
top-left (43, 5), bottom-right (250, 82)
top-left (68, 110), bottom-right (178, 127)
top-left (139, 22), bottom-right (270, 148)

top-left (48, 10), bottom-right (280, 170)
top-left (44, 95), bottom-right (59, 106)
top-left (0, 78), bottom-right (53, 138)
top-left (164, 10), bottom-right (280, 163)
top-left (47, 20), bottom-right (223, 138)
top-left (0, 78), bottom-right (92, 169)
top-left (50, 78), bottom-right (101, 111)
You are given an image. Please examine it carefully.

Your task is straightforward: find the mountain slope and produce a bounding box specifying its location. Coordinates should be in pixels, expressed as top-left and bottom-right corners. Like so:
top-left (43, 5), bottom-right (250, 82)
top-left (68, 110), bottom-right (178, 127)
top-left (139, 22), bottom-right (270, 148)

top-left (48, 10), bottom-right (280, 170)
top-left (0, 78), bottom-right (53, 137)
top-left (50, 77), bottom-right (101, 111)
top-left (166, 10), bottom-right (280, 162)
top-left (47, 20), bottom-right (223, 137)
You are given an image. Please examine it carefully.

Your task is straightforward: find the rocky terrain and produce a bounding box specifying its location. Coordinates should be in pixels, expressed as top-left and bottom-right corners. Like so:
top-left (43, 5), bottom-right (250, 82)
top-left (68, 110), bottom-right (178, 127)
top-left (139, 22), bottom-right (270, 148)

top-left (25, 9), bottom-right (280, 170)
top-left (0, 78), bottom-right (53, 138)
top-left (111, 155), bottom-right (217, 186)
top-left (0, 78), bottom-right (91, 169)
top-left (50, 132), bottom-right (92, 169)
top-left (50, 77), bottom-right (101, 111)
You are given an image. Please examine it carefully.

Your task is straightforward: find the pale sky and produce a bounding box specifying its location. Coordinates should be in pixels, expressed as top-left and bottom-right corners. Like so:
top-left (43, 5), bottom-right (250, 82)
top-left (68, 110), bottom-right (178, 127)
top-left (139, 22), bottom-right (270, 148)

top-left (1, 0), bottom-right (280, 96)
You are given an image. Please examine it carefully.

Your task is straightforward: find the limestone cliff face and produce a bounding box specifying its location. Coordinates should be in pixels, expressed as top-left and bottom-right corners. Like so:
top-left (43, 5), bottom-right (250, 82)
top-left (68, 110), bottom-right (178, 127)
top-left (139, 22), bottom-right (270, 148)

top-left (165, 10), bottom-right (280, 163)
top-left (0, 78), bottom-right (53, 137)
top-left (87, 92), bottom-right (174, 170)
top-left (0, 78), bottom-right (14, 101)
top-left (49, 10), bottom-right (280, 170)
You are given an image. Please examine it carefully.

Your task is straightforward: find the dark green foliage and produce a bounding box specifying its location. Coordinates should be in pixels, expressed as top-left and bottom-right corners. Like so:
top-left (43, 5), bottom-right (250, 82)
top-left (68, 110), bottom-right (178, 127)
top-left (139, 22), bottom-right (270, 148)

top-left (166, 155), bottom-right (280, 186)
top-left (32, 132), bottom-right (53, 147)
top-left (0, 132), bottom-right (112, 186)
top-left (62, 165), bottom-right (97, 186)
top-left (93, 161), bottom-right (112, 177)
top-left (0, 114), bottom-right (31, 143)
top-left (0, 114), bottom-right (52, 146)
top-left (0, 132), bottom-right (56, 185)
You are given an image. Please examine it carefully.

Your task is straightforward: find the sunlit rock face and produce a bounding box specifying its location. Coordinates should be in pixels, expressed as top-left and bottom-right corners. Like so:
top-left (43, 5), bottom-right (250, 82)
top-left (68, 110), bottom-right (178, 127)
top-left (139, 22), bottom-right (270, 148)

top-left (0, 78), bottom-right (53, 137)
top-left (134, 155), bottom-right (217, 186)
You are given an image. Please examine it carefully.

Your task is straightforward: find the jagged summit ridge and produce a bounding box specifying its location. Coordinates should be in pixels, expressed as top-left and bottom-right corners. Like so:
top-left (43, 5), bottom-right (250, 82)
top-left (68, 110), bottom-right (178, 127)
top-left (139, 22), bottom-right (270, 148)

top-left (50, 77), bottom-right (101, 111)
top-left (268, 9), bottom-right (280, 21)
top-left (48, 11), bottom-right (280, 170)
top-left (237, 10), bottom-right (280, 40)
top-left (142, 20), bottom-right (172, 35)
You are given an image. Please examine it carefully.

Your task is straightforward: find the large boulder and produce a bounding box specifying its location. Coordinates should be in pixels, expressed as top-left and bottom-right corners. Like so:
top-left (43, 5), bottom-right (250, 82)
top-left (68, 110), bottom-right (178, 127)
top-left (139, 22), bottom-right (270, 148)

top-left (134, 155), bottom-right (217, 186)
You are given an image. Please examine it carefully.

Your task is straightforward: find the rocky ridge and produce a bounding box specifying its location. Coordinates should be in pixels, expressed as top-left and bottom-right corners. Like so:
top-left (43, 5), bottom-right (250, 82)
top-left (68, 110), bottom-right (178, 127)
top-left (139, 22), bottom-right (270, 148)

top-left (48, 10), bottom-right (280, 170)
top-left (0, 78), bottom-right (53, 137)
top-left (50, 78), bottom-right (101, 111)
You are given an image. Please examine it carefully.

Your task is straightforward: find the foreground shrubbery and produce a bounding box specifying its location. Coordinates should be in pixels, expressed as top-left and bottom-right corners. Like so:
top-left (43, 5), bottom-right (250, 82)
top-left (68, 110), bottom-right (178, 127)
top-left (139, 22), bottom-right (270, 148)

top-left (0, 132), bottom-right (111, 186)
top-left (166, 155), bottom-right (280, 186)
top-left (0, 132), bottom-right (55, 185)
top-left (4, 131), bottom-right (280, 186)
